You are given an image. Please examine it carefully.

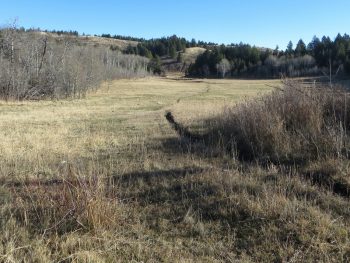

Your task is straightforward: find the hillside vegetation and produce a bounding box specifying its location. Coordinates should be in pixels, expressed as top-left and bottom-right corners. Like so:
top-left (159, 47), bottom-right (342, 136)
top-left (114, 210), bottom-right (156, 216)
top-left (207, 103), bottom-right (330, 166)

top-left (188, 35), bottom-right (350, 79)
top-left (0, 27), bottom-right (149, 100)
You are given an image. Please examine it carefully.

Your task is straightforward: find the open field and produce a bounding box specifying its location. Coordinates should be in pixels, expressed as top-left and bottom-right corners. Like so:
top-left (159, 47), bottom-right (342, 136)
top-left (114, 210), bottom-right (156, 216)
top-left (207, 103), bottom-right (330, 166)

top-left (0, 77), bottom-right (274, 183)
top-left (1, 77), bottom-right (350, 262)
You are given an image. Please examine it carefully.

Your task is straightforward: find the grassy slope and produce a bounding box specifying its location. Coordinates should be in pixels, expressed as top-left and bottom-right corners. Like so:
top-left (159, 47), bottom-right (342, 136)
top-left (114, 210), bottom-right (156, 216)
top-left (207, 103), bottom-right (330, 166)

top-left (1, 77), bottom-right (349, 262)
top-left (162, 47), bottom-right (206, 72)
top-left (36, 31), bottom-right (138, 50)
top-left (182, 47), bottom-right (207, 64)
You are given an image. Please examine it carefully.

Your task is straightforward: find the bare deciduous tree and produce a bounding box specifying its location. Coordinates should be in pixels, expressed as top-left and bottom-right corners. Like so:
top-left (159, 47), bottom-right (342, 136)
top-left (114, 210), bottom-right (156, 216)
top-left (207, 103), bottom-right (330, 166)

top-left (0, 26), bottom-right (150, 100)
top-left (216, 58), bottom-right (230, 78)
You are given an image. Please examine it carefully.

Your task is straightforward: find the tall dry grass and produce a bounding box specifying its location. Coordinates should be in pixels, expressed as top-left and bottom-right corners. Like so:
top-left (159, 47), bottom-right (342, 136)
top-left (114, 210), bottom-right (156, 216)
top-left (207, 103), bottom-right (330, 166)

top-left (203, 80), bottom-right (350, 163)
top-left (12, 167), bottom-right (121, 236)
top-left (1, 77), bottom-right (350, 262)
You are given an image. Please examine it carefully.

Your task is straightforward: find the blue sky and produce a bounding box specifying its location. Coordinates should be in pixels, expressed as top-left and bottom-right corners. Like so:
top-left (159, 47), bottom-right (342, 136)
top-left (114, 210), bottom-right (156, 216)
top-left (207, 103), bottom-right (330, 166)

top-left (1, 0), bottom-right (349, 49)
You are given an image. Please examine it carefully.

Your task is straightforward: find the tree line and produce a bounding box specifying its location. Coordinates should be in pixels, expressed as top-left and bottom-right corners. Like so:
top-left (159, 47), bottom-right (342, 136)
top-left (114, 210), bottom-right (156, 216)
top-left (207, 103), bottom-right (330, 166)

top-left (3, 24), bottom-right (350, 90)
top-left (102, 34), bottom-right (217, 59)
top-left (187, 34), bottom-right (350, 78)
top-left (0, 26), bottom-right (150, 100)
top-left (123, 35), bottom-right (187, 59)
top-left (16, 28), bottom-right (350, 79)
top-left (120, 35), bottom-right (218, 74)
top-left (13, 26), bottom-right (80, 37)
top-left (100, 33), bottom-right (145, 42)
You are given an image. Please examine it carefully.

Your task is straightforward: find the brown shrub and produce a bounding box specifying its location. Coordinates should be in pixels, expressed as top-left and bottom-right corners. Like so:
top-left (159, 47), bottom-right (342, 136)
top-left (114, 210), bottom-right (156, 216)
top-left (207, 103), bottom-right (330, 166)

top-left (166, 80), bottom-right (350, 163)
top-left (211, 80), bottom-right (350, 162)
top-left (12, 164), bottom-right (121, 235)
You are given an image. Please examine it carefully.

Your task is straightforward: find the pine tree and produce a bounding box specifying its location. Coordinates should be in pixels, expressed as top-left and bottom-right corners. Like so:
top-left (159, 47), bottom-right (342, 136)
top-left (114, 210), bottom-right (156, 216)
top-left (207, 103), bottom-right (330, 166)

top-left (295, 39), bottom-right (306, 56)
top-left (286, 41), bottom-right (294, 57)
top-left (177, 52), bottom-right (183, 63)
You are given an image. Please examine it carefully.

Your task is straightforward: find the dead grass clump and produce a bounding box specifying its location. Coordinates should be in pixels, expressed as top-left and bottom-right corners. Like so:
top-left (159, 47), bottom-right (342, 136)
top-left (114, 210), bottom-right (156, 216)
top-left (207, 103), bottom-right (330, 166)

top-left (205, 80), bottom-right (350, 163)
top-left (12, 164), bottom-right (121, 236)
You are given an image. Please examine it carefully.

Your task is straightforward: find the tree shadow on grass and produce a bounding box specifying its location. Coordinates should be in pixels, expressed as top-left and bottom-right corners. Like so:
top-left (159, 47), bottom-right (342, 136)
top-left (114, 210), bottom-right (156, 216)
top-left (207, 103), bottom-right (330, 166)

top-left (110, 164), bottom-right (286, 253)
top-left (113, 166), bottom-right (204, 185)
top-left (156, 122), bottom-right (350, 201)
top-left (111, 165), bottom-right (266, 228)
top-left (161, 112), bottom-right (310, 167)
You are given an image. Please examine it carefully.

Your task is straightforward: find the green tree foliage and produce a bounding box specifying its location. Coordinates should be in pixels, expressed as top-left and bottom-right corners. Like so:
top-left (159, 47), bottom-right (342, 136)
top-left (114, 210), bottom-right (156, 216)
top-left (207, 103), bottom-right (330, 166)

top-left (188, 43), bottom-right (262, 77)
top-left (286, 41), bottom-right (294, 57)
top-left (188, 33), bottom-right (350, 78)
top-left (177, 52), bottom-right (183, 63)
top-left (148, 55), bottom-right (163, 75)
top-left (295, 39), bottom-right (306, 56)
top-left (124, 35), bottom-right (188, 59)
top-left (101, 33), bottom-right (145, 42)
top-left (170, 46), bottom-right (177, 59)
top-left (190, 38), bottom-right (197, 47)
top-left (188, 49), bottom-right (223, 77)
top-left (121, 35), bottom-right (218, 59)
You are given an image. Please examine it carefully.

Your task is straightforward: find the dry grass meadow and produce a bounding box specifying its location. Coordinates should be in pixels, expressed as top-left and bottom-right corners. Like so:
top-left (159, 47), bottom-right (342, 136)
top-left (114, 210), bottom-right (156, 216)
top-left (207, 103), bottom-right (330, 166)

top-left (1, 76), bottom-right (350, 262)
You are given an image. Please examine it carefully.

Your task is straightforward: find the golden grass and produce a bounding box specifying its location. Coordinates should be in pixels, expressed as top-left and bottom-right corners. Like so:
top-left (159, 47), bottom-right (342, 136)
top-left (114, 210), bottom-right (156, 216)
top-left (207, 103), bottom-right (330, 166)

top-left (39, 31), bottom-right (138, 50)
top-left (1, 77), bottom-right (349, 262)
top-left (0, 77), bottom-right (274, 180)
top-left (182, 47), bottom-right (206, 64)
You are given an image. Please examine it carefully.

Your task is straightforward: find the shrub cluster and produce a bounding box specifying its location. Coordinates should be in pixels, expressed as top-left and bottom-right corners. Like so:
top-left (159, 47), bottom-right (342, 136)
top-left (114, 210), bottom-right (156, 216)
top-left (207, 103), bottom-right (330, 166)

top-left (0, 27), bottom-right (149, 100)
top-left (208, 81), bottom-right (350, 163)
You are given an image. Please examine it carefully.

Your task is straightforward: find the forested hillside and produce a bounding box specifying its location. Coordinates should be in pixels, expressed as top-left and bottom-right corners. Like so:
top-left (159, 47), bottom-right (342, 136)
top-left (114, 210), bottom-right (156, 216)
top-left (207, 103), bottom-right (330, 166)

top-left (3, 26), bottom-right (350, 91)
top-left (103, 34), bottom-right (216, 58)
top-left (109, 32), bottom-right (350, 79)
top-left (187, 34), bottom-right (350, 78)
